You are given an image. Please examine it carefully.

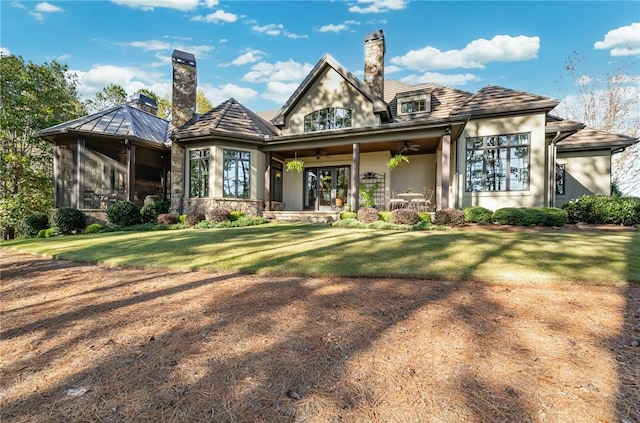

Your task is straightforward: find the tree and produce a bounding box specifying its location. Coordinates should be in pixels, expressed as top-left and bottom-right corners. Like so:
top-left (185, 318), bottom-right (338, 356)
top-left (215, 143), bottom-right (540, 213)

top-left (197, 90), bottom-right (213, 114)
top-left (84, 83), bottom-right (127, 114)
top-left (556, 52), bottom-right (640, 196)
top-left (134, 88), bottom-right (171, 119)
top-left (0, 54), bottom-right (84, 238)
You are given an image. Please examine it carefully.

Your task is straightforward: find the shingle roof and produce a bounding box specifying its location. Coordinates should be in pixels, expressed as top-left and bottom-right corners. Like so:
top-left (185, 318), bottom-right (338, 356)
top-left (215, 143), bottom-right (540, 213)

top-left (39, 104), bottom-right (170, 145)
top-left (176, 98), bottom-right (279, 139)
top-left (556, 126), bottom-right (638, 151)
top-left (386, 81), bottom-right (473, 122)
top-left (451, 85), bottom-right (559, 117)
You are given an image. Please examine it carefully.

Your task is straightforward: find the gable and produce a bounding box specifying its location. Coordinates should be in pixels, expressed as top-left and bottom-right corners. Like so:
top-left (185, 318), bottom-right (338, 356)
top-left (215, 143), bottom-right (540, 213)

top-left (279, 66), bottom-right (382, 136)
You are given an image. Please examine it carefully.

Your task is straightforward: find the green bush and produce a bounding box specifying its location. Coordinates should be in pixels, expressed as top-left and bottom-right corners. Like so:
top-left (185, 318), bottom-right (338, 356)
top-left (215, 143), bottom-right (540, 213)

top-left (230, 211), bottom-right (245, 221)
top-left (491, 207), bottom-right (568, 226)
top-left (51, 208), bottom-right (87, 235)
top-left (157, 213), bottom-right (178, 225)
top-left (378, 211), bottom-right (392, 222)
top-left (539, 207), bottom-right (568, 226)
top-left (562, 195), bottom-right (640, 226)
top-left (186, 212), bottom-right (206, 227)
top-left (84, 223), bottom-right (104, 234)
top-left (390, 208), bottom-right (420, 225)
top-left (418, 212), bottom-right (431, 224)
top-left (37, 229), bottom-right (48, 238)
top-left (140, 203), bottom-right (158, 223)
top-left (19, 213), bottom-right (50, 238)
top-left (44, 228), bottom-right (57, 238)
top-left (153, 201), bottom-right (170, 215)
top-left (179, 214), bottom-right (187, 224)
top-left (209, 208), bottom-right (231, 222)
top-left (492, 208), bottom-right (532, 226)
top-left (432, 208), bottom-right (465, 226)
top-left (463, 206), bottom-right (494, 224)
top-left (357, 207), bottom-right (379, 223)
top-left (340, 211), bottom-right (357, 220)
top-left (107, 201), bottom-right (141, 227)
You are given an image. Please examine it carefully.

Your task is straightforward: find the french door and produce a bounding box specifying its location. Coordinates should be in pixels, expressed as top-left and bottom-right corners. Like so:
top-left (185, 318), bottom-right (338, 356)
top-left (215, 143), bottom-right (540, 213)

top-left (303, 166), bottom-right (350, 210)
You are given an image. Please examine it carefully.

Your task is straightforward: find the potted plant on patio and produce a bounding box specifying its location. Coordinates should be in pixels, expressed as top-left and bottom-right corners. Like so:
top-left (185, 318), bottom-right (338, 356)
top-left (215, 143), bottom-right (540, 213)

top-left (386, 153), bottom-right (409, 170)
top-left (285, 154), bottom-right (305, 173)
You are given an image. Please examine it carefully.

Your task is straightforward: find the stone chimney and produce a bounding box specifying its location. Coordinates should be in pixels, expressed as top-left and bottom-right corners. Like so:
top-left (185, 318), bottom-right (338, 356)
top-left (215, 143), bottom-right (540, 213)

top-left (364, 29), bottom-right (385, 99)
top-left (171, 49), bottom-right (197, 129)
top-left (128, 93), bottom-right (158, 115)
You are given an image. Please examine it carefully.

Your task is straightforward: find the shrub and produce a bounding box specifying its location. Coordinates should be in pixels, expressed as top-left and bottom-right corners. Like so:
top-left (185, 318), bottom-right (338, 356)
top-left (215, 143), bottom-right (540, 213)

top-left (418, 212), bottom-right (431, 224)
top-left (562, 195), bottom-right (640, 226)
top-left (51, 208), bottom-right (87, 235)
top-left (432, 208), bottom-right (465, 226)
top-left (44, 228), bottom-right (57, 238)
top-left (107, 201), bottom-right (141, 227)
top-left (140, 203), bottom-right (158, 224)
top-left (539, 207), bottom-right (568, 226)
top-left (19, 213), bottom-right (50, 238)
top-left (85, 223), bottom-right (104, 234)
top-left (37, 229), bottom-right (48, 238)
top-left (340, 211), bottom-right (357, 220)
top-left (230, 211), bottom-right (245, 221)
top-left (492, 208), bottom-right (531, 226)
top-left (390, 208), bottom-right (420, 225)
top-left (378, 211), bottom-right (392, 222)
top-left (179, 214), bottom-right (187, 224)
top-left (463, 206), bottom-right (494, 224)
top-left (209, 208), bottom-right (231, 222)
top-left (357, 207), bottom-right (379, 223)
top-left (157, 213), bottom-right (178, 225)
top-left (153, 201), bottom-right (170, 215)
top-left (186, 212), bottom-right (206, 227)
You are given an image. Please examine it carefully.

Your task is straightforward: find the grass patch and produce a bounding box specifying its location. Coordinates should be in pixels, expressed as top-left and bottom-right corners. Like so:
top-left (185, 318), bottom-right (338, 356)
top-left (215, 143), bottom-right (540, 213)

top-left (2, 223), bottom-right (638, 284)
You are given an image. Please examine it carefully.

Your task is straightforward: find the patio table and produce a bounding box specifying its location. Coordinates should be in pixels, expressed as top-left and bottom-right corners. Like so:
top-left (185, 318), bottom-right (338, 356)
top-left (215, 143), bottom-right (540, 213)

top-left (397, 192), bottom-right (424, 210)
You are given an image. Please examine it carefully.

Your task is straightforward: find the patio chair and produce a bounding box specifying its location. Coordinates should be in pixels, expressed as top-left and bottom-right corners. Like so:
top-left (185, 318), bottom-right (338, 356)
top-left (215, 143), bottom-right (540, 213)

top-left (389, 190), bottom-right (408, 210)
top-left (410, 188), bottom-right (434, 212)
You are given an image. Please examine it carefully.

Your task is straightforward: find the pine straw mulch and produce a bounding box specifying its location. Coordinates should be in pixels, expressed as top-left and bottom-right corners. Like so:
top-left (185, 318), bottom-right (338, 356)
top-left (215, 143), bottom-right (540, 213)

top-left (1, 249), bottom-right (638, 423)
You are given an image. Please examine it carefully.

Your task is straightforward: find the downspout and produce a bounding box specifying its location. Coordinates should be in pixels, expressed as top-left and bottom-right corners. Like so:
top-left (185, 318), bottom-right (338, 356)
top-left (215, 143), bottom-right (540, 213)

top-left (549, 131), bottom-right (562, 207)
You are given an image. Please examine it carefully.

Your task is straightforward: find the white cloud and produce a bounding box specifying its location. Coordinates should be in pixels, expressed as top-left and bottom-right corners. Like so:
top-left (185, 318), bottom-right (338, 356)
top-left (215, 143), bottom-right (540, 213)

top-left (318, 24), bottom-right (347, 33)
top-left (219, 38), bottom-right (228, 44)
top-left (252, 23), bottom-right (307, 39)
top-left (385, 65), bottom-right (402, 75)
top-left (117, 40), bottom-right (171, 51)
top-left (400, 72), bottom-right (481, 86)
top-left (191, 9), bottom-right (238, 23)
top-left (0, 47), bottom-right (11, 56)
top-left (35, 2), bottom-right (63, 12)
top-left (594, 23), bottom-right (640, 56)
top-left (11, 2), bottom-right (28, 9)
top-left (70, 65), bottom-right (166, 100)
top-left (261, 81), bottom-right (298, 104)
top-left (116, 40), bottom-right (214, 59)
top-left (390, 35), bottom-right (540, 71)
top-left (201, 0), bottom-right (218, 7)
top-left (200, 82), bottom-right (258, 105)
top-left (349, 0), bottom-right (408, 14)
top-left (242, 60), bottom-right (313, 84)
top-left (110, 0), bottom-right (200, 11)
top-left (221, 49), bottom-right (266, 67)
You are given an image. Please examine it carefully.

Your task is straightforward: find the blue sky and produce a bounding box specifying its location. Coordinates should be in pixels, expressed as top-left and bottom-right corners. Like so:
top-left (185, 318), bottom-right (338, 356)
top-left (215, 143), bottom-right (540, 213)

top-left (1, 0), bottom-right (639, 114)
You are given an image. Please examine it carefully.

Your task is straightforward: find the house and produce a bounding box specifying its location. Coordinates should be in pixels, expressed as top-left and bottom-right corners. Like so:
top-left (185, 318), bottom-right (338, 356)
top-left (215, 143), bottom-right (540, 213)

top-left (40, 30), bottom-right (638, 222)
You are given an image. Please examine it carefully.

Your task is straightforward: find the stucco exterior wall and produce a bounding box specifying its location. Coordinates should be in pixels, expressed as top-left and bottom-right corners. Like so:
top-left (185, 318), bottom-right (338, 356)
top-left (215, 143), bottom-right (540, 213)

top-left (281, 67), bottom-right (379, 136)
top-left (456, 113), bottom-right (548, 210)
top-left (389, 153), bottom-right (436, 200)
top-left (555, 149), bottom-right (610, 207)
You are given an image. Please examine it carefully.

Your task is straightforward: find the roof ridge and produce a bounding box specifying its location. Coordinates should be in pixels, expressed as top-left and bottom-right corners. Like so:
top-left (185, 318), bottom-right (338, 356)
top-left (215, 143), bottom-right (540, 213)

top-left (209, 98), bottom-right (234, 130)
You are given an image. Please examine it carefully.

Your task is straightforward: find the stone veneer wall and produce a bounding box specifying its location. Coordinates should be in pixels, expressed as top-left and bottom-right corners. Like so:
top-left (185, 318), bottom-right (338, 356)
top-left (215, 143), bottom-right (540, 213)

top-left (170, 53), bottom-right (197, 215)
top-left (363, 30), bottom-right (385, 99)
top-left (183, 198), bottom-right (265, 217)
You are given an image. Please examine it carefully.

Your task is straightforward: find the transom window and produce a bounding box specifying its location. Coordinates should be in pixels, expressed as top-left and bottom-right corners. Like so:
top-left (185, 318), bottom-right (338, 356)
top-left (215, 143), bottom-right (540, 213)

top-left (555, 163), bottom-right (566, 195)
top-left (465, 133), bottom-right (530, 192)
top-left (189, 149), bottom-right (209, 198)
top-left (401, 100), bottom-right (426, 114)
top-left (304, 107), bottom-right (352, 133)
top-left (223, 149), bottom-right (250, 198)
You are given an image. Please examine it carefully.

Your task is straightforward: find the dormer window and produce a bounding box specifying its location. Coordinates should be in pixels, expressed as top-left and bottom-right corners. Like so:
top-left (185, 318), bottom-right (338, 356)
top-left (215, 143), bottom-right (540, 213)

top-left (397, 89), bottom-right (431, 115)
top-left (304, 107), bottom-right (352, 133)
top-left (401, 100), bottom-right (426, 114)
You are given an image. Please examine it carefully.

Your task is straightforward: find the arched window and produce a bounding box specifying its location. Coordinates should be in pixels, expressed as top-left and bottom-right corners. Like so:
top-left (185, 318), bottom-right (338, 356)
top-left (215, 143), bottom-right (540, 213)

top-left (303, 107), bottom-right (352, 133)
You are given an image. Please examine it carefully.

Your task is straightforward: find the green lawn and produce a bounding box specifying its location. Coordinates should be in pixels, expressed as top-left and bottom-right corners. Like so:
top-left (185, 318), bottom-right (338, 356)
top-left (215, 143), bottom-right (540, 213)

top-left (2, 223), bottom-right (639, 284)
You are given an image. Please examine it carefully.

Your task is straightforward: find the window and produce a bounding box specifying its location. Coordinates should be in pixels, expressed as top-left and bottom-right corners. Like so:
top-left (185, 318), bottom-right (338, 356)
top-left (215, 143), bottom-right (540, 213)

top-left (189, 149), bottom-right (209, 198)
top-left (401, 100), bottom-right (426, 114)
top-left (555, 163), bottom-right (566, 195)
top-left (271, 159), bottom-right (283, 202)
top-left (304, 107), bottom-right (352, 133)
top-left (223, 149), bottom-right (250, 198)
top-left (465, 133), bottom-right (530, 192)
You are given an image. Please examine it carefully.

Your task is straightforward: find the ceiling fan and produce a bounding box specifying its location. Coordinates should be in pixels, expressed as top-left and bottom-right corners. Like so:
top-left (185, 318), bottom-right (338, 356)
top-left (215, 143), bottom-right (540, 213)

top-left (399, 141), bottom-right (420, 154)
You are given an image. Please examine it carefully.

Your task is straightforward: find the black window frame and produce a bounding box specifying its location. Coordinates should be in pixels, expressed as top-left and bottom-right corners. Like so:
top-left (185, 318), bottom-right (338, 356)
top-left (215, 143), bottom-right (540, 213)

top-left (189, 149), bottom-right (210, 198)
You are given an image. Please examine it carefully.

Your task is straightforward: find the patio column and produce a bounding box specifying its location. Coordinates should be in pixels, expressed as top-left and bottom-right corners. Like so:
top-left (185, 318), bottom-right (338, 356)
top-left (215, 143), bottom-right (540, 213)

top-left (77, 138), bottom-right (85, 209)
top-left (351, 143), bottom-right (360, 210)
top-left (441, 132), bottom-right (450, 209)
top-left (264, 151), bottom-right (272, 211)
top-left (126, 140), bottom-right (136, 202)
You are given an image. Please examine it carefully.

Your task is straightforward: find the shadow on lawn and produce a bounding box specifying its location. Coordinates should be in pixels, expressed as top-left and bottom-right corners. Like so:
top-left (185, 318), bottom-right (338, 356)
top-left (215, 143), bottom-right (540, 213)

top-left (2, 240), bottom-right (631, 422)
